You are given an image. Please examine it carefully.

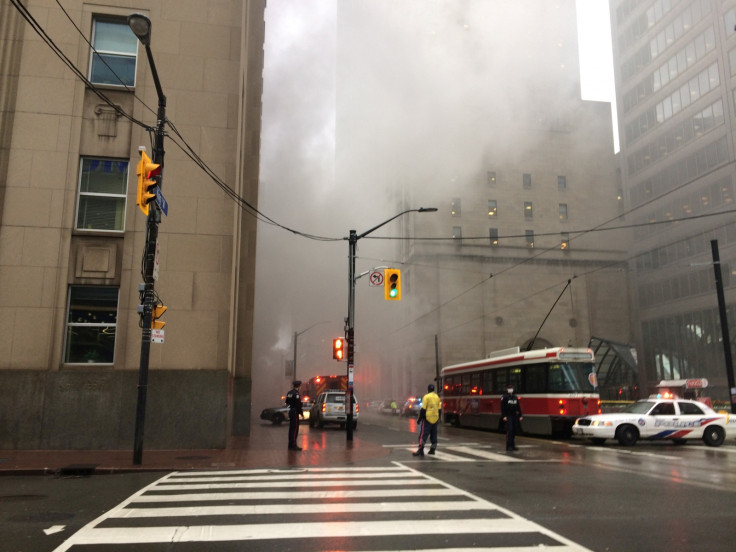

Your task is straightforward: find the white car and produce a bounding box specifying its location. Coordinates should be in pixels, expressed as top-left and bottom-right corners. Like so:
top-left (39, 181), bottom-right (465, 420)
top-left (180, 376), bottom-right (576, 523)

top-left (573, 398), bottom-right (728, 447)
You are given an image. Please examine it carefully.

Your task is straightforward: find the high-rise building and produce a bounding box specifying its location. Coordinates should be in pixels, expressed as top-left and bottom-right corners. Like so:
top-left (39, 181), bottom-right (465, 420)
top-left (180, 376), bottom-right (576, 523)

top-left (0, 1), bottom-right (265, 449)
top-left (334, 0), bottom-right (633, 401)
top-left (611, 0), bottom-right (736, 406)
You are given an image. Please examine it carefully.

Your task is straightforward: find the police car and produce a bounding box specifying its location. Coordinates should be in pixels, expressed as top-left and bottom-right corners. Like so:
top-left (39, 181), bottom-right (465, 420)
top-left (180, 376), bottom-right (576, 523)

top-left (573, 397), bottom-right (729, 447)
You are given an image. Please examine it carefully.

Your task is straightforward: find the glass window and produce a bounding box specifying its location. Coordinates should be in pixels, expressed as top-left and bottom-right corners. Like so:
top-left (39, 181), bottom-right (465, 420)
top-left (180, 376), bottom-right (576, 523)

top-left (559, 203), bottom-right (568, 221)
top-left (89, 19), bottom-right (138, 87)
top-left (487, 171), bottom-right (496, 186)
top-left (64, 286), bottom-right (118, 364)
top-left (525, 230), bottom-right (534, 248)
top-left (524, 201), bottom-right (533, 218)
top-left (525, 364), bottom-right (547, 393)
top-left (678, 401), bottom-right (705, 415)
top-left (558, 175), bottom-right (566, 190)
top-left (76, 158), bottom-right (128, 231)
top-left (489, 227), bottom-right (499, 246)
top-left (451, 197), bottom-right (461, 216)
top-left (488, 199), bottom-right (497, 217)
top-left (452, 226), bottom-right (462, 240)
top-left (523, 173), bottom-right (532, 189)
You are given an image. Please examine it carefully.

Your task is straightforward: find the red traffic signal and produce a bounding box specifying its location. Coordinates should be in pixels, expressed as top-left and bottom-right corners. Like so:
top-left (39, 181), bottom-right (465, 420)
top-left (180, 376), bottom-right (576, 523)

top-left (332, 338), bottom-right (344, 360)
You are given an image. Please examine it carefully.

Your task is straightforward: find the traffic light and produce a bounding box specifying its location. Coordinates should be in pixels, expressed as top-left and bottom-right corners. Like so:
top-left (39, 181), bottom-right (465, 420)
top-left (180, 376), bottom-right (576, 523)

top-left (136, 149), bottom-right (159, 216)
top-left (384, 268), bottom-right (401, 300)
top-left (332, 337), bottom-right (344, 360)
top-left (151, 305), bottom-right (167, 330)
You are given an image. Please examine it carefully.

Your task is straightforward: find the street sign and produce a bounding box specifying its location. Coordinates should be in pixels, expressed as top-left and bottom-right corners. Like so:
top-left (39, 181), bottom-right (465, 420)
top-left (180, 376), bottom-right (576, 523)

top-left (153, 239), bottom-right (160, 281)
top-left (151, 329), bottom-right (165, 343)
top-left (369, 271), bottom-right (384, 287)
top-left (155, 186), bottom-right (168, 216)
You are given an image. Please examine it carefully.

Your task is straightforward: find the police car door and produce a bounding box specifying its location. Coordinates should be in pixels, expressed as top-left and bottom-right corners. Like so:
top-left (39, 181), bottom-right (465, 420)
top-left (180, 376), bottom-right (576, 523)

top-left (677, 401), bottom-right (709, 438)
top-left (645, 401), bottom-right (676, 438)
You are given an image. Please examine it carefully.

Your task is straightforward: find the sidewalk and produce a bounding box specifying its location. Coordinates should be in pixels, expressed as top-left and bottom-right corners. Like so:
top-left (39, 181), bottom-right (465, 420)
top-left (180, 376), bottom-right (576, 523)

top-left (0, 421), bottom-right (389, 476)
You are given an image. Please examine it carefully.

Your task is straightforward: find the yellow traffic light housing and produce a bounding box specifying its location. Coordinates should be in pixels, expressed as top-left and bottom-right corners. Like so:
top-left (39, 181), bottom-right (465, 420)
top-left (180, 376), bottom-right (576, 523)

top-left (384, 268), bottom-right (401, 300)
top-left (136, 149), bottom-right (159, 216)
top-left (332, 337), bottom-right (344, 360)
top-left (151, 305), bottom-right (167, 330)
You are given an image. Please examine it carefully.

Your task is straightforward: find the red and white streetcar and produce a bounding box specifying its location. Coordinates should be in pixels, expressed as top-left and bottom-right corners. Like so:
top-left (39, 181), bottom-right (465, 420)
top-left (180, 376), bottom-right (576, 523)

top-left (441, 346), bottom-right (600, 436)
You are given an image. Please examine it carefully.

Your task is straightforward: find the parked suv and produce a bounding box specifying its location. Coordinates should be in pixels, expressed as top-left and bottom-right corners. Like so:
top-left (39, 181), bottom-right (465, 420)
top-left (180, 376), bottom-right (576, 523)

top-left (309, 391), bottom-right (359, 429)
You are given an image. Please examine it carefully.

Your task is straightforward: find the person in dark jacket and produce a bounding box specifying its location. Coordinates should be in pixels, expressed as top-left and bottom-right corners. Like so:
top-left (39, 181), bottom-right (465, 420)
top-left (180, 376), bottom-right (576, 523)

top-left (286, 380), bottom-right (303, 451)
top-left (501, 383), bottom-right (523, 451)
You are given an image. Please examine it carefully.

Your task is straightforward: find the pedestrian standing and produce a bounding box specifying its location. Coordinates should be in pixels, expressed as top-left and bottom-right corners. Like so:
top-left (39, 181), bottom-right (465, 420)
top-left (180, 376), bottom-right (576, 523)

top-left (501, 383), bottom-right (523, 451)
top-left (413, 383), bottom-right (441, 456)
top-left (286, 380), bottom-right (303, 451)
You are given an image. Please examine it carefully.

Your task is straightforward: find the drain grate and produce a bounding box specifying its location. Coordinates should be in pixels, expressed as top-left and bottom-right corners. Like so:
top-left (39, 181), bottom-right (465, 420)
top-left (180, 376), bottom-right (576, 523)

top-left (58, 464), bottom-right (97, 477)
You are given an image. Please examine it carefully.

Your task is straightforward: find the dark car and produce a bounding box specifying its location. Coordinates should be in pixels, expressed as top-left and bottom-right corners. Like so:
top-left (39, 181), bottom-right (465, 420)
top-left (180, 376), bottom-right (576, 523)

top-left (260, 402), bottom-right (312, 425)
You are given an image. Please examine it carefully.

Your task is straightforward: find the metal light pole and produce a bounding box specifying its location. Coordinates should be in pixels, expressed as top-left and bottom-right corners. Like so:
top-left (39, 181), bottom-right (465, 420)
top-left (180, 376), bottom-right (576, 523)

top-left (344, 207), bottom-right (437, 441)
top-left (292, 321), bottom-right (330, 384)
top-left (129, 13), bottom-right (166, 465)
top-left (711, 240), bottom-right (736, 413)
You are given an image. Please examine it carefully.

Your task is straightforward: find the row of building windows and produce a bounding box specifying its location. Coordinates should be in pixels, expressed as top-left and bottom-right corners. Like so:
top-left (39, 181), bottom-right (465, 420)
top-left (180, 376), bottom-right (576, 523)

top-left (626, 97), bottom-right (724, 176)
top-left (451, 199), bottom-right (568, 221)
top-left (451, 227), bottom-right (570, 250)
top-left (634, 219), bottom-right (736, 274)
top-left (625, 62), bottom-right (720, 153)
top-left (633, 173), bottom-right (734, 242)
top-left (630, 134), bottom-right (729, 211)
top-left (623, 25), bottom-right (715, 115)
top-left (621, 1), bottom-right (711, 84)
top-left (617, 0), bottom-right (682, 57)
top-left (64, 18), bottom-right (138, 363)
top-left (642, 304), bottom-right (736, 384)
top-left (485, 172), bottom-right (567, 190)
top-left (638, 262), bottom-right (732, 309)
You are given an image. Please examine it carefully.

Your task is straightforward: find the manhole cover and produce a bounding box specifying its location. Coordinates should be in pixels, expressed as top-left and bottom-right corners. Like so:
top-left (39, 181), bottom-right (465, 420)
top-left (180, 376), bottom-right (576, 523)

top-left (0, 494), bottom-right (48, 502)
top-left (10, 512), bottom-right (74, 523)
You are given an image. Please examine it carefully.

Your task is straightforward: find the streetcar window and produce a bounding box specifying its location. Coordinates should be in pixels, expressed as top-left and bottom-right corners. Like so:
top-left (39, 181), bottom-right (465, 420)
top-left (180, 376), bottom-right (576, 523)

top-left (507, 368), bottom-right (521, 391)
top-left (483, 371), bottom-right (494, 394)
top-left (525, 363), bottom-right (547, 393)
top-left (461, 374), bottom-right (470, 394)
top-left (548, 362), bottom-right (597, 392)
top-left (470, 373), bottom-right (481, 394)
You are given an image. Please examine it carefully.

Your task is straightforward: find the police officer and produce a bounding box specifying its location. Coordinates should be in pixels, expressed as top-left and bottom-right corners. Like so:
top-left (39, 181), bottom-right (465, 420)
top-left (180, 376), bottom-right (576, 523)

top-left (286, 380), bottom-right (303, 451)
top-left (413, 383), bottom-right (441, 456)
top-left (501, 383), bottom-right (523, 451)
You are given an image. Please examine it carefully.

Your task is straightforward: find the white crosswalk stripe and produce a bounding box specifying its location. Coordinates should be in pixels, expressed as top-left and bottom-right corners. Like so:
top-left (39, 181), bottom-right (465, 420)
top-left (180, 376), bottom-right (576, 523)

top-left (53, 464), bottom-right (592, 551)
top-left (396, 443), bottom-right (526, 462)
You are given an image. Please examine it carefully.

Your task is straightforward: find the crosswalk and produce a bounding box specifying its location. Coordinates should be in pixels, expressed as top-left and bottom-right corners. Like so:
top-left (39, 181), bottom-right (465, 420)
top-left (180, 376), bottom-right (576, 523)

top-left (53, 464), bottom-right (591, 551)
top-left (389, 442), bottom-right (526, 462)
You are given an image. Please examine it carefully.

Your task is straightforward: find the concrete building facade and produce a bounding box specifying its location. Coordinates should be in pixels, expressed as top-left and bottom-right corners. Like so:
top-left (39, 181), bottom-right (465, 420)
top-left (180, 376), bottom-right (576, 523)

top-left (0, 0), bottom-right (265, 449)
top-left (611, 0), bottom-right (736, 406)
top-left (333, 1), bottom-right (633, 401)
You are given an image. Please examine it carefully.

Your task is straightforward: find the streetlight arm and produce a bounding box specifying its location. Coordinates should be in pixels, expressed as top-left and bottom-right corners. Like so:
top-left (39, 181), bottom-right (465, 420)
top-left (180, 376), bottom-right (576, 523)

top-left (356, 207), bottom-right (437, 240)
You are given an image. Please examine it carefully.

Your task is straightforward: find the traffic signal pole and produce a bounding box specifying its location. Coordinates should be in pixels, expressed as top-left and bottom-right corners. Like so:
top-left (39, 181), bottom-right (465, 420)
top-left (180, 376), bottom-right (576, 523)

top-left (344, 208), bottom-right (437, 443)
top-left (131, 16), bottom-right (166, 465)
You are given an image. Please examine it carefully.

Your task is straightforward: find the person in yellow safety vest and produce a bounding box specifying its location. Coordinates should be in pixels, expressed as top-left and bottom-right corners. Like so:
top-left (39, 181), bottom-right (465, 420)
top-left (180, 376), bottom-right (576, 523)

top-left (413, 384), bottom-right (442, 456)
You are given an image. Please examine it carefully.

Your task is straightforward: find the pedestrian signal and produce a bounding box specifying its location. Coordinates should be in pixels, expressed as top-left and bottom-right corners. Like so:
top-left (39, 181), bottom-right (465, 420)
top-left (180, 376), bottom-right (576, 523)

top-left (384, 268), bottom-right (401, 300)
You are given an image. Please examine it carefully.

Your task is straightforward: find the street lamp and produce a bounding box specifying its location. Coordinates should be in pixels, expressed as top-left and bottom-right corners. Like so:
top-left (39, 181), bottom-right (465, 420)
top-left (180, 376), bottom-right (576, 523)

top-left (129, 12), bottom-right (167, 465)
top-left (344, 207), bottom-right (437, 441)
top-left (293, 320), bottom-right (331, 383)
